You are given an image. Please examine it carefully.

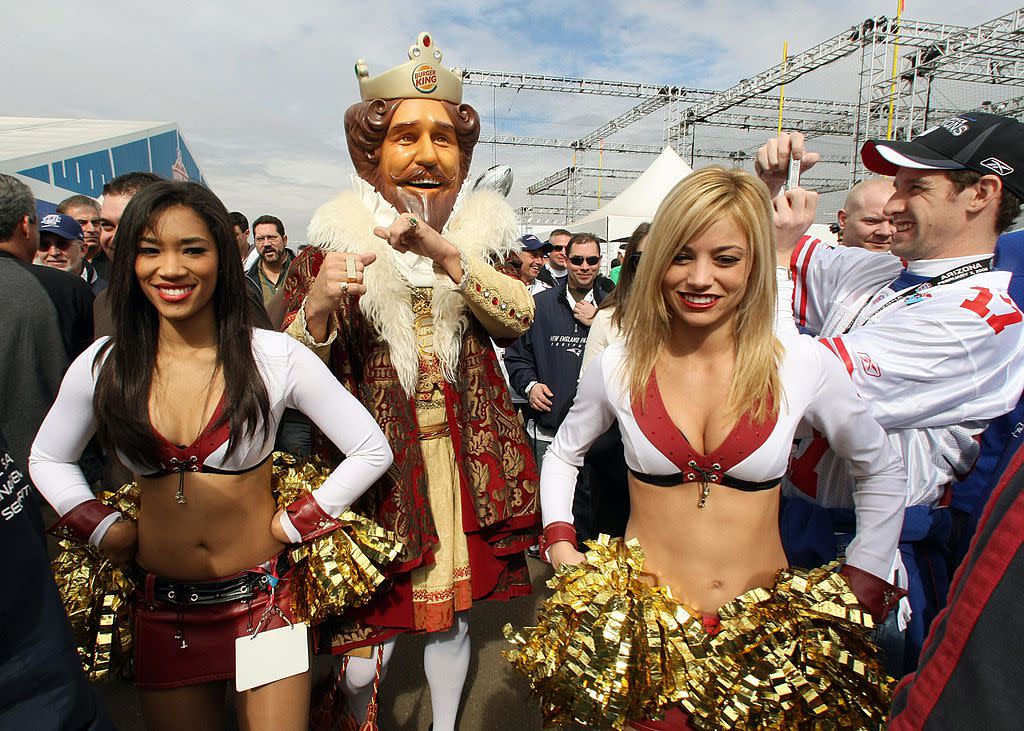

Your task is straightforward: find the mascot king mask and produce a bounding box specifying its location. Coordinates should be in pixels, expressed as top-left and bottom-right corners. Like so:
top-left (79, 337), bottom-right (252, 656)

top-left (344, 32), bottom-right (481, 231)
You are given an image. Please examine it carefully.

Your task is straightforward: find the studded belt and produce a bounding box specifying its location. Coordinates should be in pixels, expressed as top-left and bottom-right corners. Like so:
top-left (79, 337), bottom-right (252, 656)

top-left (131, 554), bottom-right (290, 607)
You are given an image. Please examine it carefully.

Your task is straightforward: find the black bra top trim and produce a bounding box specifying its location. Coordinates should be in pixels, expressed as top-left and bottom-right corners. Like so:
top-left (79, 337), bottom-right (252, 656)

top-left (141, 452), bottom-right (273, 479)
top-left (629, 467), bottom-right (781, 492)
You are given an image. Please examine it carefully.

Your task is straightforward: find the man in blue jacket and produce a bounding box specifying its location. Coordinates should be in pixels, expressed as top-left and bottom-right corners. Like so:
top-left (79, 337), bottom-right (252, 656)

top-left (505, 233), bottom-right (612, 538)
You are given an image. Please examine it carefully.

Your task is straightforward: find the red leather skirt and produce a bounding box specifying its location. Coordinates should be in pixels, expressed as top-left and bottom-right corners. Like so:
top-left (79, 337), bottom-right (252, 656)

top-left (132, 556), bottom-right (296, 689)
top-left (629, 707), bottom-right (695, 730)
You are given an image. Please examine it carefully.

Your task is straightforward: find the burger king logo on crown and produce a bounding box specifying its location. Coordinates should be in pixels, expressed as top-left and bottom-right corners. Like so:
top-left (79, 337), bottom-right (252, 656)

top-left (354, 31), bottom-right (463, 104)
top-left (412, 63), bottom-right (438, 94)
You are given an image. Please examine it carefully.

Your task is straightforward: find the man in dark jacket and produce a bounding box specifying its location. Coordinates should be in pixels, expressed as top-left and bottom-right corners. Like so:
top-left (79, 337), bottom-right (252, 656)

top-left (505, 233), bottom-right (611, 543)
top-left (888, 433), bottom-right (1024, 730)
top-left (505, 232), bottom-right (611, 456)
top-left (0, 174), bottom-right (112, 730)
top-left (246, 214), bottom-right (296, 308)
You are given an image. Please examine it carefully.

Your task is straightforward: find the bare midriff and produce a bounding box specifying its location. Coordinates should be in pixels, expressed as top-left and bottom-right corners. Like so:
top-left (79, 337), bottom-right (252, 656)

top-left (625, 473), bottom-right (788, 614)
top-left (135, 459), bottom-right (283, 580)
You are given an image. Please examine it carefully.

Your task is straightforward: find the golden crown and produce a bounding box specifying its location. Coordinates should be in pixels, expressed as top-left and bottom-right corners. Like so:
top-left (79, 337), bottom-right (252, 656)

top-left (355, 32), bottom-right (462, 104)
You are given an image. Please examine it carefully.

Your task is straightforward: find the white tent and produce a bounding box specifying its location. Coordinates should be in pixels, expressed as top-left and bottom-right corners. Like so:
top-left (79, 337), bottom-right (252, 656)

top-left (568, 146), bottom-right (692, 243)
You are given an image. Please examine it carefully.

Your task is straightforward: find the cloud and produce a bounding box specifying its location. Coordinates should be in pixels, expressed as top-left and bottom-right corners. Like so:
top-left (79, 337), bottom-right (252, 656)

top-left (7, 0), bottom-right (1023, 237)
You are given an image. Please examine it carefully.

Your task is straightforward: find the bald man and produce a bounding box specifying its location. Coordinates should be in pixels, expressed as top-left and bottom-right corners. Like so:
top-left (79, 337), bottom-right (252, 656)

top-left (837, 178), bottom-right (896, 252)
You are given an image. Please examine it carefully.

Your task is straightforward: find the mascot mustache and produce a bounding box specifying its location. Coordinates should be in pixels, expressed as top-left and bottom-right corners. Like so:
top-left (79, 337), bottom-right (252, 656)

top-left (388, 166), bottom-right (457, 188)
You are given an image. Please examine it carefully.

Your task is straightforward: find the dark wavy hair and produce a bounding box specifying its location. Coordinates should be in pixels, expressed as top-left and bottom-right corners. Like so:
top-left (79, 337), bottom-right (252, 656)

top-left (343, 98), bottom-right (480, 184)
top-left (947, 169), bottom-right (1022, 233)
top-left (93, 181), bottom-right (270, 466)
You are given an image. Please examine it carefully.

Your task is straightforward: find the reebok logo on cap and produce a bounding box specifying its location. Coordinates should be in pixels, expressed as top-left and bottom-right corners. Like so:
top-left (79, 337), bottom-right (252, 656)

top-left (981, 157), bottom-right (1014, 176)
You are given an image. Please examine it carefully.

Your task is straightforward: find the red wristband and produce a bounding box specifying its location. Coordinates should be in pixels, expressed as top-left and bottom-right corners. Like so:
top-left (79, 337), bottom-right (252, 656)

top-left (285, 492), bottom-right (342, 543)
top-left (839, 563), bottom-right (907, 624)
top-left (538, 521), bottom-right (577, 563)
top-left (48, 499), bottom-right (118, 544)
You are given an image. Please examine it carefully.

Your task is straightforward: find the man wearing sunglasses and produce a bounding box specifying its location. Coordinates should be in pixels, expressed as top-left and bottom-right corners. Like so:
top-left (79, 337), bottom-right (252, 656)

top-left (537, 228), bottom-right (572, 288)
top-left (505, 233), bottom-right (612, 536)
top-left (34, 214), bottom-right (107, 295)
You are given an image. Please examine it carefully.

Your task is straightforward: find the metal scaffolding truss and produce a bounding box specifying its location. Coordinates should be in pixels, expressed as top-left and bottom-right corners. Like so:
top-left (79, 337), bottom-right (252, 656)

top-left (464, 69), bottom-right (856, 149)
top-left (463, 9), bottom-right (1024, 225)
top-left (854, 9), bottom-right (1024, 179)
top-left (913, 7), bottom-right (1024, 83)
top-left (527, 167), bottom-right (644, 195)
top-left (478, 133), bottom-right (661, 155)
top-left (688, 111), bottom-right (854, 135)
top-left (666, 23), bottom-right (866, 136)
top-left (459, 69), bottom-right (716, 99)
top-left (980, 93), bottom-right (1024, 119)
top-left (576, 95), bottom-right (678, 150)
top-left (928, 58), bottom-right (1024, 85)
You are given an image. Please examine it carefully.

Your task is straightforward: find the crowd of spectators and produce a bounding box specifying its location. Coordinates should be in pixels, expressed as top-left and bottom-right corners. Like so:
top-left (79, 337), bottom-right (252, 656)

top-left (5, 109), bottom-right (1024, 728)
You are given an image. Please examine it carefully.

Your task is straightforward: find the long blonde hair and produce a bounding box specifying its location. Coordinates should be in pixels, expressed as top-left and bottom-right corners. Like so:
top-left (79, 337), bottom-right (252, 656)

top-left (619, 166), bottom-right (783, 422)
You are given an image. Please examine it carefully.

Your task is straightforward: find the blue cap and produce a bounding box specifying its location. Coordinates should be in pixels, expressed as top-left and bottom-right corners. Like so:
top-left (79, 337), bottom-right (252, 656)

top-left (38, 213), bottom-right (84, 241)
top-left (519, 234), bottom-right (552, 253)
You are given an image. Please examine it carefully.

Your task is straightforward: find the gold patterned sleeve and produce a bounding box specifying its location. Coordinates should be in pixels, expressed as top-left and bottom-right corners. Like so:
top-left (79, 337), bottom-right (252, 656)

top-left (284, 301), bottom-right (339, 365)
top-left (456, 255), bottom-right (535, 339)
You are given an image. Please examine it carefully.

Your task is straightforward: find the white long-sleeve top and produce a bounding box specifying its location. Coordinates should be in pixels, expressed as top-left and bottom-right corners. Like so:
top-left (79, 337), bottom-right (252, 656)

top-left (785, 237), bottom-right (1024, 509)
top-left (541, 335), bottom-right (907, 580)
top-left (29, 329), bottom-right (393, 546)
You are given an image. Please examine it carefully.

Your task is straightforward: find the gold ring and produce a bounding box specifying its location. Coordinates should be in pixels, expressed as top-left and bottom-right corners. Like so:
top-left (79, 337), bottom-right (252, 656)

top-left (339, 281), bottom-right (349, 293)
top-left (345, 256), bottom-right (357, 283)
top-left (408, 217), bottom-right (418, 229)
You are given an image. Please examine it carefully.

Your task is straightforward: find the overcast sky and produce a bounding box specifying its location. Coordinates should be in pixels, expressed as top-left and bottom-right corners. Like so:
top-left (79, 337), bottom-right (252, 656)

top-left (8, 0), bottom-right (1022, 242)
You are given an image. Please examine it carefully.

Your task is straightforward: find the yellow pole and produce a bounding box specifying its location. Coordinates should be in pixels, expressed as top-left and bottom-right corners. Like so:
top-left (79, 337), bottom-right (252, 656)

top-left (886, 0), bottom-right (905, 140)
top-left (778, 41), bottom-right (788, 134)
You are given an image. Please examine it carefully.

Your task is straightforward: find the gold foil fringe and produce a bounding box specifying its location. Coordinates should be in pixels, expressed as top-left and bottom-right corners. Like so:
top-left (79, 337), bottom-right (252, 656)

top-left (271, 451), bottom-right (402, 624)
top-left (504, 535), bottom-right (894, 730)
top-left (52, 453), bottom-right (402, 681)
top-left (52, 482), bottom-right (139, 681)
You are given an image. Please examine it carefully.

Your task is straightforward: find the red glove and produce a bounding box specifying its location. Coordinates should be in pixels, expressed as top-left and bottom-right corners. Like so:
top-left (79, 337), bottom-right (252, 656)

top-left (284, 492), bottom-right (343, 543)
top-left (48, 499), bottom-right (118, 544)
top-left (538, 521), bottom-right (577, 563)
top-left (839, 563), bottom-right (907, 624)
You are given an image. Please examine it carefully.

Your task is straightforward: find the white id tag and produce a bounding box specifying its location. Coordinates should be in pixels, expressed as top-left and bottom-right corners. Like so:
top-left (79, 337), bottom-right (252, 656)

top-left (235, 622), bottom-right (309, 692)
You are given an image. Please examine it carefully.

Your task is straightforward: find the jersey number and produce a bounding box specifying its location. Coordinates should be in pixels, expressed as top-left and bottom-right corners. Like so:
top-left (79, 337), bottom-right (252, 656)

top-left (959, 287), bottom-right (1023, 333)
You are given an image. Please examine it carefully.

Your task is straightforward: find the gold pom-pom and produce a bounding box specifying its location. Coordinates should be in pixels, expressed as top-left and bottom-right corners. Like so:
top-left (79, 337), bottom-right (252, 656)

top-left (52, 482), bottom-right (139, 681)
top-left (505, 536), bottom-right (893, 730)
top-left (271, 452), bottom-right (402, 624)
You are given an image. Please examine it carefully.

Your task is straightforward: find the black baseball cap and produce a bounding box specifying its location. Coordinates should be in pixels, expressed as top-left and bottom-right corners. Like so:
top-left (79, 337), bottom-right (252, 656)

top-left (862, 112), bottom-right (1024, 199)
top-left (519, 234), bottom-right (552, 253)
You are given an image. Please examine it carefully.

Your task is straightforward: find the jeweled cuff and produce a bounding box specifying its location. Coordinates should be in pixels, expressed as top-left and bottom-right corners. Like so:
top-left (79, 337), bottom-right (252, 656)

top-left (284, 492), bottom-right (343, 543)
top-left (48, 499), bottom-right (119, 544)
top-left (538, 521), bottom-right (578, 563)
top-left (457, 255), bottom-right (535, 338)
top-left (839, 563), bottom-right (907, 624)
top-left (284, 298), bottom-right (339, 364)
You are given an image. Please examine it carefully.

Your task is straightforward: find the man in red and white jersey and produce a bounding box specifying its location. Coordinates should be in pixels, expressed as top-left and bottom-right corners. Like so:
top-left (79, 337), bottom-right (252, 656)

top-left (758, 112), bottom-right (1024, 673)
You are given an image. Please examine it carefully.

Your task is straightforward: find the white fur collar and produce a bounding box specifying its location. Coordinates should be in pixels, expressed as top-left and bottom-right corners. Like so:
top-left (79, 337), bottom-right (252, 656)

top-left (306, 176), bottom-right (519, 395)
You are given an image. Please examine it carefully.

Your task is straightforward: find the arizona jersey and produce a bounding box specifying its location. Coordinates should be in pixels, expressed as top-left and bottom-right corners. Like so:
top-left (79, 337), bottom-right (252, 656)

top-left (786, 237), bottom-right (1024, 508)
